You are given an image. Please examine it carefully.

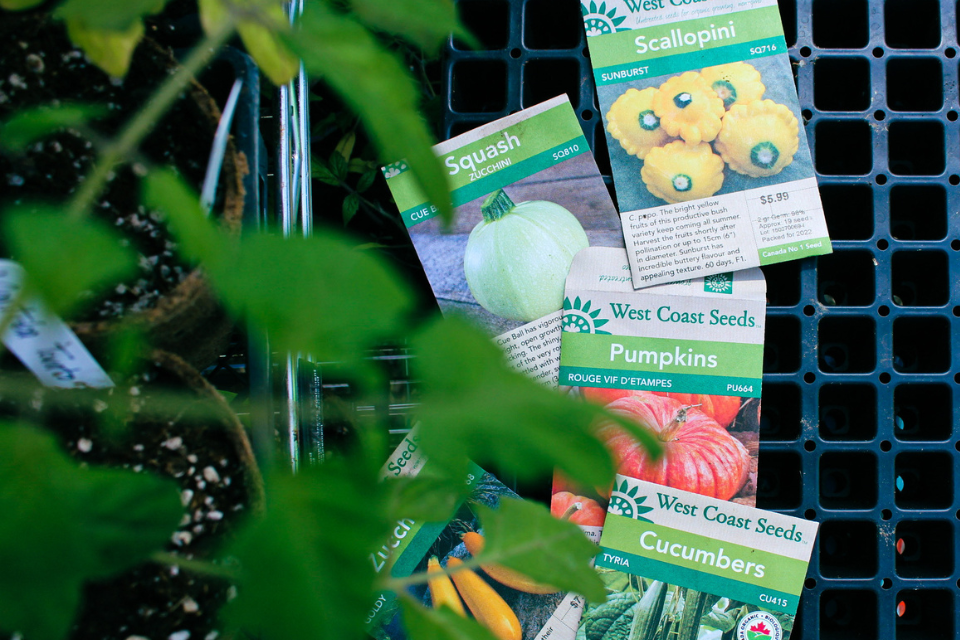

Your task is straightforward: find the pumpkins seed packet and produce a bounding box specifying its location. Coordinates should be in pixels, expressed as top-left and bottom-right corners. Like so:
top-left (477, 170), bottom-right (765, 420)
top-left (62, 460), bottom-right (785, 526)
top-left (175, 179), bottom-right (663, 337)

top-left (579, 476), bottom-right (818, 640)
top-left (382, 95), bottom-right (622, 386)
top-left (367, 430), bottom-right (589, 640)
top-left (551, 247), bottom-right (764, 547)
top-left (580, 0), bottom-right (831, 288)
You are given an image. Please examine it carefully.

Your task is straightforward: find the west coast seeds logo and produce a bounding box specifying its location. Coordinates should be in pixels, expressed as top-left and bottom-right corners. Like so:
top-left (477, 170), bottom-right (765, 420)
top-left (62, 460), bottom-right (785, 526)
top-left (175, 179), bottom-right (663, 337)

top-left (581, 1), bottom-right (630, 36)
top-left (608, 478), bottom-right (654, 522)
top-left (736, 611), bottom-right (783, 640)
top-left (562, 296), bottom-right (611, 334)
top-left (704, 272), bottom-right (734, 294)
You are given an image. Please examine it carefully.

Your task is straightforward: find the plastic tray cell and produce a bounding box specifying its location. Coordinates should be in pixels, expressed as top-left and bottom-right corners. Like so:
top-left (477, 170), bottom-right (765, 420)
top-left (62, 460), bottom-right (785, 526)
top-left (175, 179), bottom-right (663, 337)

top-left (441, 1), bottom-right (960, 637)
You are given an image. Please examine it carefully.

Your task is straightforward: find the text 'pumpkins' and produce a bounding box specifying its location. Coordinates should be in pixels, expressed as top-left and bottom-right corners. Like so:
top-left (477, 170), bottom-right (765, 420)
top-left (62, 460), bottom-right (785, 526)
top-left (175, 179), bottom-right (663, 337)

top-left (463, 189), bottom-right (588, 322)
top-left (596, 393), bottom-right (749, 500)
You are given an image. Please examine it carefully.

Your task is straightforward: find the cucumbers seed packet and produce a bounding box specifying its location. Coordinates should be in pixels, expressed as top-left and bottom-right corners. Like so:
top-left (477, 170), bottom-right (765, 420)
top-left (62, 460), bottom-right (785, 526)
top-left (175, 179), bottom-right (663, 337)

top-left (580, 0), bottom-right (831, 287)
top-left (580, 476), bottom-right (818, 640)
top-left (367, 430), bottom-right (588, 640)
top-left (382, 95), bottom-right (622, 386)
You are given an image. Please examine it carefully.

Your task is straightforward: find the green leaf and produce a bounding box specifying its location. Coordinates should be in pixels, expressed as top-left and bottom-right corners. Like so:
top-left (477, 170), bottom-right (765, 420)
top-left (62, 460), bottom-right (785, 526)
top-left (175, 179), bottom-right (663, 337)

top-left (335, 130), bottom-right (357, 161)
top-left (209, 233), bottom-right (413, 364)
top-left (384, 473), bottom-right (471, 524)
top-left (350, 0), bottom-right (478, 52)
top-left (472, 499), bottom-right (605, 602)
top-left (0, 104), bottom-right (106, 154)
top-left (1, 205), bottom-right (138, 316)
top-left (0, 424), bottom-right (182, 640)
top-left (291, 1), bottom-right (453, 222)
top-left (224, 461), bottom-right (390, 640)
top-left (330, 151), bottom-right (349, 181)
top-left (198, 0), bottom-right (299, 86)
top-left (343, 193), bottom-right (361, 224)
top-left (141, 168), bottom-right (229, 269)
top-left (55, 0), bottom-right (166, 31)
top-left (0, 0), bottom-right (44, 9)
top-left (411, 317), bottom-right (617, 489)
top-left (356, 169), bottom-right (376, 194)
top-left (64, 17), bottom-right (144, 78)
top-left (311, 154), bottom-right (341, 186)
top-left (399, 596), bottom-right (498, 640)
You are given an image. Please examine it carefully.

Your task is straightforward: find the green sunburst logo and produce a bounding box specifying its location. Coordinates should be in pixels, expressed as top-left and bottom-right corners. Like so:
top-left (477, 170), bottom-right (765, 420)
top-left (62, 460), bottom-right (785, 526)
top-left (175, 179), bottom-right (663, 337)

top-left (608, 478), bottom-right (654, 522)
top-left (562, 296), bottom-right (611, 334)
top-left (704, 272), bottom-right (734, 294)
top-left (581, 1), bottom-right (630, 36)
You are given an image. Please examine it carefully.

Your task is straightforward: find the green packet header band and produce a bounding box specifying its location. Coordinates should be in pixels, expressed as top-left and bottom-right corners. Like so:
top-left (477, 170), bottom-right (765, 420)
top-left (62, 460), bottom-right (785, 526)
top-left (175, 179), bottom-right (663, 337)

top-left (595, 477), bottom-right (818, 614)
top-left (383, 96), bottom-right (590, 227)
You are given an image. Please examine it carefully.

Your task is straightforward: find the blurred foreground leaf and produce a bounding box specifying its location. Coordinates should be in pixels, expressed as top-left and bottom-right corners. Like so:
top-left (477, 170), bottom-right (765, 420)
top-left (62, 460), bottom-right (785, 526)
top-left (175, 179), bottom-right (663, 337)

top-left (55, 0), bottom-right (165, 31)
top-left (0, 424), bottom-right (182, 640)
top-left (473, 498), bottom-right (604, 601)
top-left (225, 460), bottom-right (389, 640)
top-left (64, 17), bottom-right (144, 77)
top-left (399, 596), bottom-right (498, 640)
top-left (292, 0), bottom-right (452, 222)
top-left (199, 0), bottom-right (298, 86)
top-left (350, 0), bottom-right (476, 53)
top-left (383, 472), bottom-right (472, 524)
top-left (0, 105), bottom-right (106, 153)
top-left (0, 0), bottom-right (44, 9)
top-left (1, 205), bottom-right (138, 317)
top-left (411, 318), bottom-right (618, 489)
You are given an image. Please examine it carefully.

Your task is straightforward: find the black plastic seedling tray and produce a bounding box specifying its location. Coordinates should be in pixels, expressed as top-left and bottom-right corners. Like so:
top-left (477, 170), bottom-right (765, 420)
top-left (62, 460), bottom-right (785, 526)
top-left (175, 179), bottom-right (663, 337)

top-left (442, 0), bottom-right (960, 638)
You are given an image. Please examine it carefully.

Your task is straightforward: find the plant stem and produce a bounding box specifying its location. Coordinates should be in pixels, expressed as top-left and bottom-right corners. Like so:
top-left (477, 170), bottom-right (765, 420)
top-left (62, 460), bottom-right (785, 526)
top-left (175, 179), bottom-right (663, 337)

top-left (150, 551), bottom-right (239, 580)
top-left (66, 19), bottom-right (237, 220)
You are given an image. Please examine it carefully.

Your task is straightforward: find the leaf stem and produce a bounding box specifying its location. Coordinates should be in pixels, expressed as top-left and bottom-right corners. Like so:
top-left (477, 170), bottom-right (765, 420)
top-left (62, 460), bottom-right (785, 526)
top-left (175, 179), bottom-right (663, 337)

top-left (150, 551), bottom-right (239, 580)
top-left (66, 19), bottom-right (237, 219)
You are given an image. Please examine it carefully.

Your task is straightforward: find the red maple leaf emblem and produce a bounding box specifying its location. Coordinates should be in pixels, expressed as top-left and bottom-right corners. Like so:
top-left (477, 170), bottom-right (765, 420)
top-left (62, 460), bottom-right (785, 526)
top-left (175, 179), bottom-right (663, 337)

top-left (750, 622), bottom-right (771, 635)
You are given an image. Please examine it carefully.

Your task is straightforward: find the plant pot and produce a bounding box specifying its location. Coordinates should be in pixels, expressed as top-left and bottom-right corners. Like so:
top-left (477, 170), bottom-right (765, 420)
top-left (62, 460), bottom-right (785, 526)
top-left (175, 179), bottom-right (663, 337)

top-left (0, 13), bottom-right (246, 370)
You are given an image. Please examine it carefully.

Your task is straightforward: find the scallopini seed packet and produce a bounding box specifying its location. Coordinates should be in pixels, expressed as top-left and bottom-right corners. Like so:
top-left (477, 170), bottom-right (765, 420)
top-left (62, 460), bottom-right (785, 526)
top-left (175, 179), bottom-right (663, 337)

top-left (382, 95), bottom-right (622, 386)
top-left (580, 0), bottom-right (831, 287)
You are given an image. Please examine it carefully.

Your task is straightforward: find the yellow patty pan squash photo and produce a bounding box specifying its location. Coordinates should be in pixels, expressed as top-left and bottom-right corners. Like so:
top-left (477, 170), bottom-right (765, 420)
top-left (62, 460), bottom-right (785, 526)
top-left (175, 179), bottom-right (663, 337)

top-left (641, 141), bottom-right (725, 203)
top-left (652, 72), bottom-right (725, 145)
top-left (700, 62), bottom-right (766, 109)
top-left (606, 87), bottom-right (672, 159)
top-left (715, 99), bottom-right (800, 177)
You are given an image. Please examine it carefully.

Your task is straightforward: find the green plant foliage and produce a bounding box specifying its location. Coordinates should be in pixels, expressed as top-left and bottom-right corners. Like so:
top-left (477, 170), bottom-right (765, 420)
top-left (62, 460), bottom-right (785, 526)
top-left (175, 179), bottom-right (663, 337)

top-left (292, 0), bottom-right (453, 223)
top-left (411, 317), bottom-right (618, 489)
top-left (0, 423), bottom-right (182, 640)
top-left (54, 0), bottom-right (166, 31)
top-left (0, 105), bottom-right (106, 153)
top-left (224, 459), bottom-right (390, 640)
top-left (472, 499), bottom-right (606, 602)
top-left (0, 0), bottom-right (43, 9)
top-left (63, 17), bottom-right (144, 77)
top-left (198, 0), bottom-right (299, 86)
top-left (350, 0), bottom-right (477, 53)
top-left (399, 596), bottom-right (499, 640)
top-left (384, 473), bottom-right (473, 524)
top-left (0, 205), bottom-right (138, 316)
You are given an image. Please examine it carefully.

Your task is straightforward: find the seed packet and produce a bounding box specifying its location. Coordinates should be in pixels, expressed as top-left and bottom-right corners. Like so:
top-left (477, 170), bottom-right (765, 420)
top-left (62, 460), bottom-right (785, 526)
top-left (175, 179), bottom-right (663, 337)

top-left (382, 95), bottom-right (622, 386)
top-left (552, 247), bottom-right (764, 515)
top-left (366, 431), bottom-right (587, 640)
top-left (579, 476), bottom-right (818, 640)
top-left (580, 0), bottom-right (831, 287)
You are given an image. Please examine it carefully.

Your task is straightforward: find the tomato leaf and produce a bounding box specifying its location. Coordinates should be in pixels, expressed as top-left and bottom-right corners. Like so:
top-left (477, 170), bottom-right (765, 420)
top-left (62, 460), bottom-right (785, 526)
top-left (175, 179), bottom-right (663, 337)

top-left (356, 169), bottom-right (377, 194)
top-left (198, 0), bottom-right (299, 86)
top-left (350, 0), bottom-right (478, 52)
top-left (0, 205), bottom-right (138, 317)
top-left (343, 193), bottom-right (361, 224)
top-left (224, 461), bottom-right (390, 640)
top-left (411, 317), bottom-right (617, 490)
top-left (473, 498), bottom-right (605, 602)
top-left (310, 155), bottom-right (341, 186)
top-left (291, 1), bottom-right (452, 222)
top-left (0, 424), bottom-right (182, 640)
top-left (0, 104), bottom-right (106, 153)
top-left (55, 0), bottom-right (166, 31)
top-left (398, 596), bottom-right (498, 640)
top-left (63, 17), bottom-right (144, 78)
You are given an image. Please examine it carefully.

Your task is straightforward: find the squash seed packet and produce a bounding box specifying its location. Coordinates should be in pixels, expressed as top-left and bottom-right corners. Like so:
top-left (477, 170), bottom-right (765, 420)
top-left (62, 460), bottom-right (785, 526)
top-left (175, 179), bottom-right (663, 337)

top-left (578, 476), bottom-right (818, 640)
top-left (580, 0), bottom-right (831, 287)
top-left (366, 430), bottom-right (589, 640)
top-left (382, 95), bottom-right (622, 386)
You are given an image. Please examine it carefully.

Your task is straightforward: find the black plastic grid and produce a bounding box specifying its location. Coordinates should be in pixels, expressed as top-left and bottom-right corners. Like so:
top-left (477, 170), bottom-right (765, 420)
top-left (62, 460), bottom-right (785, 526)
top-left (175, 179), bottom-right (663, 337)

top-left (442, 1), bottom-right (960, 638)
